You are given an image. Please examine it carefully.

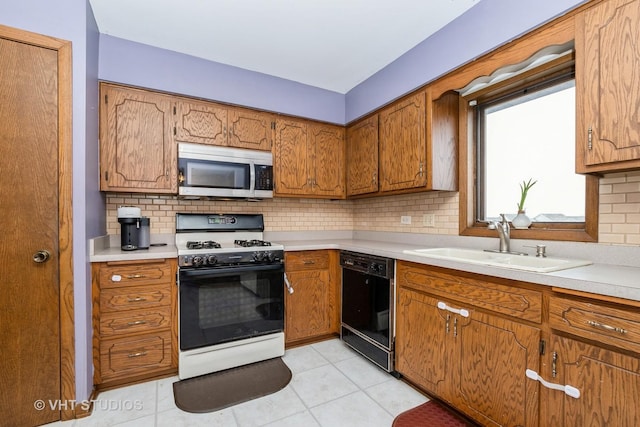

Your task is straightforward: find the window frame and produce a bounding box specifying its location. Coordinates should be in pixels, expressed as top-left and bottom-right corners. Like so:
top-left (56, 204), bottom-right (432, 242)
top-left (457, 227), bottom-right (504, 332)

top-left (458, 55), bottom-right (598, 242)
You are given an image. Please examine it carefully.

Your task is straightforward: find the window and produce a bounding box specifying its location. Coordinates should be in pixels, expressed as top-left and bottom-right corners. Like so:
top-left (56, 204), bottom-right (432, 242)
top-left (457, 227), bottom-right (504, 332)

top-left (458, 56), bottom-right (599, 242)
top-left (477, 76), bottom-right (585, 224)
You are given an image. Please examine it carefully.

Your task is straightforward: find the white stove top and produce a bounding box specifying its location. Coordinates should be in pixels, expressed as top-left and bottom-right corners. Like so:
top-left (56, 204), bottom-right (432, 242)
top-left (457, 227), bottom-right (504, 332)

top-left (175, 231), bottom-right (284, 255)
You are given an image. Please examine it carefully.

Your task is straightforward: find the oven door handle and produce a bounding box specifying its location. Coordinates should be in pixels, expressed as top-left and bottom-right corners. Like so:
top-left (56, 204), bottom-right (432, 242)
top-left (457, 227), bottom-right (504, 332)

top-left (180, 263), bottom-right (284, 277)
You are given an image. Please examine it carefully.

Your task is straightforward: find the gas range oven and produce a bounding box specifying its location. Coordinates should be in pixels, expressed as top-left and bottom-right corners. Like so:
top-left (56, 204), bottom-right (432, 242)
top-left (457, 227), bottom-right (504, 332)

top-left (175, 213), bottom-right (285, 380)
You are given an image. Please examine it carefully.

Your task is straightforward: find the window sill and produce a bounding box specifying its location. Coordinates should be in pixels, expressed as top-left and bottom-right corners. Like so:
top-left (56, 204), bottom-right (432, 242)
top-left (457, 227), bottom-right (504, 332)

top-left (461, 223), bottom-right (597, 243)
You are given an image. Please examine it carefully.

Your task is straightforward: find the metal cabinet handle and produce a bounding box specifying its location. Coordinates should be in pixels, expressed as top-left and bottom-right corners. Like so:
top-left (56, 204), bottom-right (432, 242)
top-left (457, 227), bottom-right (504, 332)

top-left (587, 320), bottom-right (627, 335)
top-left (127, 351), bottom-right (148, 358)
top-left (33, 250), bottom-right (51, 263)
top-left (302, 260), bottom-right (316, 265)
top-left (526, 369), bottom-right (580, 399)
top-left (126, 274), bottom-right (146, 279)
top-left (127, 297), bottom-right (147, 303)
top-left (126, 320), bottom-right (147, 326)
top-left (445, 314), bottom-right (450, 334)
top-left (284, 273), bottom-right (294, 294)
top-left (552, 351), bottom-right (558, 378)
top-left (587, 126), bottom-right (593, 150)
top-left (453, 317), bottom-right (458, 338)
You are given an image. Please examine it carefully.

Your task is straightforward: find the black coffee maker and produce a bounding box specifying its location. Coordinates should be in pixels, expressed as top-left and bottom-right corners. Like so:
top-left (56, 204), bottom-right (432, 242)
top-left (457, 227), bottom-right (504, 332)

top-left (117, 206), bottom-right (141, 251)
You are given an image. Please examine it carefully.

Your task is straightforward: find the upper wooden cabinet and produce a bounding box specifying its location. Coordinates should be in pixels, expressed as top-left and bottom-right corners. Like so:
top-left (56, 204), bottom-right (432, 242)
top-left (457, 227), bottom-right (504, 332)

top-left (576, 0), bottom-right (640, 173)
top-left (348, 89), bottom-right (458, 198)
top-left (100, 83), bottom-right (177, 193)
top-left (379, 91), bottom-right (427, 192)
top-left (274, 118), bottom-right (345, 198)
top-left (346, 115), bottom-right (379, 196)
top-left (175, 99), bottom-right (274, 151)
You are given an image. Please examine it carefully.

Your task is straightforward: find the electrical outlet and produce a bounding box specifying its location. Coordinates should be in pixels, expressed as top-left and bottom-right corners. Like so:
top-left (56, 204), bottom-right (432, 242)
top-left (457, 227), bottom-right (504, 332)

top-left (400, 215), bottom-right (412, 225)
top-left (423, 214), bottom-right (435, 227)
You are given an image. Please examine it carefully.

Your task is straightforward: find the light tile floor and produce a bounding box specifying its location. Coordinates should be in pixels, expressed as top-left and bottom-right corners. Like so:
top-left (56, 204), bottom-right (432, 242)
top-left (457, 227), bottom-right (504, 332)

top-left (46, 339), bottom-right (428, 427)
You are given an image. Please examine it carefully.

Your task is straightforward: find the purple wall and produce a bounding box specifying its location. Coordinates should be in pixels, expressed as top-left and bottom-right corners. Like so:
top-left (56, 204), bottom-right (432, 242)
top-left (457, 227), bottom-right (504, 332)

top-left (345, 0), bottom-right (588, 122)
top-left (99, 35), bottom-right (346, 124)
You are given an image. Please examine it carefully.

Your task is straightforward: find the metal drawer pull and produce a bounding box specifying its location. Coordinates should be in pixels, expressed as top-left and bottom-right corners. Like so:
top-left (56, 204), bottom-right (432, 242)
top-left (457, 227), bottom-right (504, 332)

top-left (126, 320), bottom-right (147, 326)
top-left (127, 297), bottom-right (147, 302)
top-left (126, 274), bottom-right (146, 279)
top-left (437, 301), bottom-right (470, 318)
top-left (526, 369), bottom-right (580, 399)
top-left (127, 351), bottom-right (148, 358)
top-left (284, 273), bottom-right (294, 294)
top-left (587, 320), bottom-right (627, 334)
top-left (302, 260), bottom-right (316, 265)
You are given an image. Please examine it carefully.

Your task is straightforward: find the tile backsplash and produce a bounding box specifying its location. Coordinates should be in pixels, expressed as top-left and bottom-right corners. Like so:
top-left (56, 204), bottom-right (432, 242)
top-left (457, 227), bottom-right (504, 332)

top-left (106, 171), bottom-right (640, 246)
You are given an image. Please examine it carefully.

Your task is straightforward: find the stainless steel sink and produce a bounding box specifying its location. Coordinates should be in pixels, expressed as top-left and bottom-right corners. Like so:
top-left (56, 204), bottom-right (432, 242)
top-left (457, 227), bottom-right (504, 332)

top-left (402, 247), bottom-right (592, 273)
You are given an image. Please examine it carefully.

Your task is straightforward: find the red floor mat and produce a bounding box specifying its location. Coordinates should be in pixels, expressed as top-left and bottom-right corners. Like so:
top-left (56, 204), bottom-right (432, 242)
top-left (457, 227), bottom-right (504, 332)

top-left (392, 400), bottom-right (478, 427)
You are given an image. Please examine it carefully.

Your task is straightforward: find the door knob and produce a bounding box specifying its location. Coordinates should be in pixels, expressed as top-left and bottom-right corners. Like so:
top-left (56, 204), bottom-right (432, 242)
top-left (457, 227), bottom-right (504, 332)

top-left (33, 250), bottom-right (51, 263)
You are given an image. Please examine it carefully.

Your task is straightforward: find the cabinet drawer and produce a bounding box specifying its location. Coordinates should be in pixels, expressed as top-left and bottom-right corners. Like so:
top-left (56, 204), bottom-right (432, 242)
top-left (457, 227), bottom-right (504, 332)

top-left (285, 251), bottom-right (329, 271)
top-left (396, 261), bottom-right (542, 323)
top-left (550, 296), bottom-right (640, 354)
top-left (100, 331), bottom-right (172, 380)
top-left (100, 285), bottom-right (172, 312)
top-left (99, 262), bottom-right (172, 289)
top-left (99, 306), bottom-right (171, 337)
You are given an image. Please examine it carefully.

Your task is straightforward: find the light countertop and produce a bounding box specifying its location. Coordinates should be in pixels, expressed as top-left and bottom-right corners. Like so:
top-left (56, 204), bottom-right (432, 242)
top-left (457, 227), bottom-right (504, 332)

top-left (89, 232), bottom-right (640, 302)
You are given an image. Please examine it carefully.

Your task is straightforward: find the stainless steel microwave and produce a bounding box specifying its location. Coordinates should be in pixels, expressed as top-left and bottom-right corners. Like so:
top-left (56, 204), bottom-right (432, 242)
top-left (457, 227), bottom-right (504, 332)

top-left (178, 142), bottom-right (273, 199)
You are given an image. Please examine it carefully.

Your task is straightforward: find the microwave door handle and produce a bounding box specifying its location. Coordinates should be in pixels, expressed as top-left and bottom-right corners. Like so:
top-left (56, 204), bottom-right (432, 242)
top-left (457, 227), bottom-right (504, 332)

top-left (249, 162), bottom-right (256, 193)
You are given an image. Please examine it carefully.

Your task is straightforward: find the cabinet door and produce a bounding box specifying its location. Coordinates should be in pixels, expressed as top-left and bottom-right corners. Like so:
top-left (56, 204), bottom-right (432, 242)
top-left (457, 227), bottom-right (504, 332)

top-left (100, 85), bottom-right (176, 193)
top-left (175, 100), bottom-right (227, 146)
top-left (274, 118), bottom-right (311, 196)
top-left (228, 107), bottom-right (274, 151)
top-left (455, 309), bottom-right (540, 427)
top-left (379, 91), bottom-right (427, 192)
top-left (309, 123), bottom-right (345, 198)
top-left (285, 269), bottom-right (332, 343)
top-left (544, 334), bottom-right (640, 426)
top-left (346, 115), bottom-right (379, 196)
top-left (395, 288), bottom-right (452, 397)
top-left (577, 0), bottom-right (640, 171)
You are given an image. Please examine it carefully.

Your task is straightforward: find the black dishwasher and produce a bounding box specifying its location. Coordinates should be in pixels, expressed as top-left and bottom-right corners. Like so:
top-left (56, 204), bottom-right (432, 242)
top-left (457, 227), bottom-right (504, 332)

top-left (340, 250), bottom-right (395, 373)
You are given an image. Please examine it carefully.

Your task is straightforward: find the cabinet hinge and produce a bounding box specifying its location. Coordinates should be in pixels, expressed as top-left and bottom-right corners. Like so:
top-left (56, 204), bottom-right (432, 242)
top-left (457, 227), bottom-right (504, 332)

top-left (104, 94), bottom-right (108, 104)
top-left (173, 126), bottom-right (176, 136)
top-left (271, 121), bottom-right (276, 130)
top-left (539, 339), bottom-right (546, 356)
top-left (105, 171), bottom-right (109, 181)
top-left (173, 105), bottom-right (176, 115)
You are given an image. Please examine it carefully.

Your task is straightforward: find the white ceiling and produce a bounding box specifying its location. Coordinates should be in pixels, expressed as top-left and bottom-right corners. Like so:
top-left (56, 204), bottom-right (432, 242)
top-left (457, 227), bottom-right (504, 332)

top-left (90, 0), bottom-right (479, 94)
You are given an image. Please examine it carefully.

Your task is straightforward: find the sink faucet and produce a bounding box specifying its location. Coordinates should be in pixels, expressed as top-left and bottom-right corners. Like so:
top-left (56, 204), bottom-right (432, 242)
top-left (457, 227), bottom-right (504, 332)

top-left (491, 214), bottom-right (510, 253)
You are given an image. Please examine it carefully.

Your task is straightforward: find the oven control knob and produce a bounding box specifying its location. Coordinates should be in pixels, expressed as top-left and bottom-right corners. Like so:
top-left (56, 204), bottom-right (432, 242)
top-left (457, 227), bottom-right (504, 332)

top-left (253, 252), bottom-right (265, 262)
top-left (192, 255), bottom-right (204, 267)
top-left (265, 251), bottom-right (275, 262)
top-left (206, 255), bottom-right (217, 265)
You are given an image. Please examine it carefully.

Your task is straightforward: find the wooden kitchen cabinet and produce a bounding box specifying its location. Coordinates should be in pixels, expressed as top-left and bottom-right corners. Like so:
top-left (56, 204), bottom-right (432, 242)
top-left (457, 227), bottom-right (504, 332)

top-left (100, 83), bottom-right (177, 193)
top-left (395, 261), bottom-right (541, 426)
top-left (284, 250), bottom-right (340, 345)
top-left (542, 292), bottom-right (640, 425)
top-left (274, 118), bottom-right (345, 198)
top-left (92, 259), bottom-right (177, 389)
top-left (346, 115), bottom-right (379, 196)
top-left (576, 0), bottom-right (640, 173)
top-left (175, 99), bottom-right (274, 151)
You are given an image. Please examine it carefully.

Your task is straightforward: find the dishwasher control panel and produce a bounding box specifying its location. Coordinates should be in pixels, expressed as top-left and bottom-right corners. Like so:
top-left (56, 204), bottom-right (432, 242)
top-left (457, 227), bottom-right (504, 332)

top-left (339, 250), bottom-right (393, 279)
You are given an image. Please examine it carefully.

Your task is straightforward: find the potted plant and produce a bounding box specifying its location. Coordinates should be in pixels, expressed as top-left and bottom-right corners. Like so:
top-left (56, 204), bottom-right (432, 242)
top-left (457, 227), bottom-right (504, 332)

top-left (513, 178), bottom-right (536, 229)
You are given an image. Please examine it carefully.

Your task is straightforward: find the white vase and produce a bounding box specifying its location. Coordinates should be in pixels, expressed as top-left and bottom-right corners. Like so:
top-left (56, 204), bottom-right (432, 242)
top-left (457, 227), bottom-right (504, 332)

top-left (512, 210), bottom-right (532, 229)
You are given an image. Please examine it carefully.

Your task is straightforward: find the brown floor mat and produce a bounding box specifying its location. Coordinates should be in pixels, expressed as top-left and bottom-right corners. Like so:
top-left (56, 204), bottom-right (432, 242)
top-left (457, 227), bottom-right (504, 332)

top-left (392, 399), bottom-right (479, 427)
top-left (173, 357), bottom-right (292, 413)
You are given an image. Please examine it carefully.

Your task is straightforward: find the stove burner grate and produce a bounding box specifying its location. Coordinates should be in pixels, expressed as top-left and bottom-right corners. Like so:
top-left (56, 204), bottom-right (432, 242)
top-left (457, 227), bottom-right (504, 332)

top-left (234, 239), bottom-right (272, 247)
top-left (186, 240), bottom-right (222, 250)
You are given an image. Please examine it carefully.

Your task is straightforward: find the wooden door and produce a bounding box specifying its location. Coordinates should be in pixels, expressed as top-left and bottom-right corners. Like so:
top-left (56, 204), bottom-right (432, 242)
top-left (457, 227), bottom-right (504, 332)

top-left (274, 119), bottom-right (311, 196)
top-left (0, 34), bottom-right (66, 426)
top-left (309, 123), bottom-right (345, 198)
top-left (346, 115), bottom-right (379, 196)
top-left (379, 91), bottom-right (426, 192)
top-left (228, 107), bottom-right (274, 151)
top-left (395, 288), bottom-right (451, 396)
top-left (284, 269), bottom-right (331, 342)
top-left (455, 310), bottom-right (540, 427)
top-left (100, 84), bottom-right (176, 193)
top-left (175, 99), bottom-right (227, 146)
top-left (577, 0), bottom-right (640, 170)
top-left (544, 334), bottom-right (640, 426)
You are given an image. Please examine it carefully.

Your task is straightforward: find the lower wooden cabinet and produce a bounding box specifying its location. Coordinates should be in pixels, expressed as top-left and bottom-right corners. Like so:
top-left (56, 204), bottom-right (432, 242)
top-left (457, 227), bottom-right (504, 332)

top-left (92, 259), bottom-right (178, 388)
top-left (395, 261), bottom-right (541, 426)
top-left (284, 250), bottom-right (340, 345)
